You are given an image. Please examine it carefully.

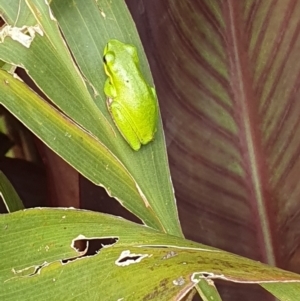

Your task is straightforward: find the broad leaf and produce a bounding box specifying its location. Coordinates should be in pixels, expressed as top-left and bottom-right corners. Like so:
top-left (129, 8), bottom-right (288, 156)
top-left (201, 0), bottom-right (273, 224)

top-left (131, 0), bottom-right (300, 299)
top-left (1, 209), bottom-right (300, 300)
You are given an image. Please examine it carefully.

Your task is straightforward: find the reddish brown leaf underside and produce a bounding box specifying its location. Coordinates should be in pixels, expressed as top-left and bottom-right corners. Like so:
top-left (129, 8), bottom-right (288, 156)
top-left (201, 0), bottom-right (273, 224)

top-left (138, 0), bottom-right (300, 282)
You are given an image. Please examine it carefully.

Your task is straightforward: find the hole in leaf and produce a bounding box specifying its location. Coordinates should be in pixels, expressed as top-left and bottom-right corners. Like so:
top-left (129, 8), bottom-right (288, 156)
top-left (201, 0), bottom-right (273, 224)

top-left (118, 255), bottom-right (141, 263)
top-left (62, 237), bottom-right (118, 264)
top-left (75, 237), bottom-right (118, 255)
top-left (9, 237), bottom-right (119, 279)
top-left (115, 250), bottom-right (149, 266)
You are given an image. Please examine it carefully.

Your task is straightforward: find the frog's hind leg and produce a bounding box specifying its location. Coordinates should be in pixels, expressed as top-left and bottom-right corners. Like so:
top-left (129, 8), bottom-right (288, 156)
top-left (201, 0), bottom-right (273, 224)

top-left (107, 100), bottom-right (141, 151)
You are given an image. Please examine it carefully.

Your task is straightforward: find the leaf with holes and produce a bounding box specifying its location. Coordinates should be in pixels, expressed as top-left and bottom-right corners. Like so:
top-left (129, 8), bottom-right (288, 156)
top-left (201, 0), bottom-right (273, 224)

top-left (1, 209), bottom-right (300, 301)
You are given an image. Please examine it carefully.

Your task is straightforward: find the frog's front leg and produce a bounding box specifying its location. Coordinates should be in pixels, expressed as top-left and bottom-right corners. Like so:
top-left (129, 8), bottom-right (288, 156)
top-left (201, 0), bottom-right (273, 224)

top-left (107, 99), bottom-right (141, 151)
top-left (104, 78), bottom-right (117, 98)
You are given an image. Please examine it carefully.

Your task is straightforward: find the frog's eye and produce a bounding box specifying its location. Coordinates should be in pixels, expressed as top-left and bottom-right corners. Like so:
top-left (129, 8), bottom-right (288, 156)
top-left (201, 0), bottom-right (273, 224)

top-left (103, 52), bottom-right (115, 64)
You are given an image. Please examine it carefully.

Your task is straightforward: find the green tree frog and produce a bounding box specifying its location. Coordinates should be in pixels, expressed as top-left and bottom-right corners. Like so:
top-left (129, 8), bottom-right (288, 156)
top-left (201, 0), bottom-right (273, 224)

top-left (103, 39), bottom-right (158, 151)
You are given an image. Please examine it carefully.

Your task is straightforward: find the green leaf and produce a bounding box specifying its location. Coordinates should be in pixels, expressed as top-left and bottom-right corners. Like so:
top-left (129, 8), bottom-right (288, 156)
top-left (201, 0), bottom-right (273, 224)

top-left (196, 279), bottom-right (223, 301)
top-left (262, 283), bottom-right (300, 301)
top-left (1, 209), bottom-right (300, 300)
top-left (50, 0), bottom-right (180, 235)
top-left (0, 171), bottom-right (24, 212)
top-left (0, 0), bottom-right (181, 235)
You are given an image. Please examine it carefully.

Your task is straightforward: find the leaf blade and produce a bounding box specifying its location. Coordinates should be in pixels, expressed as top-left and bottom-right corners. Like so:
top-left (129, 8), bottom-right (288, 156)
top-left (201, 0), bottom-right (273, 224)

top-left (1, 208), bottom-right (300, 300)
